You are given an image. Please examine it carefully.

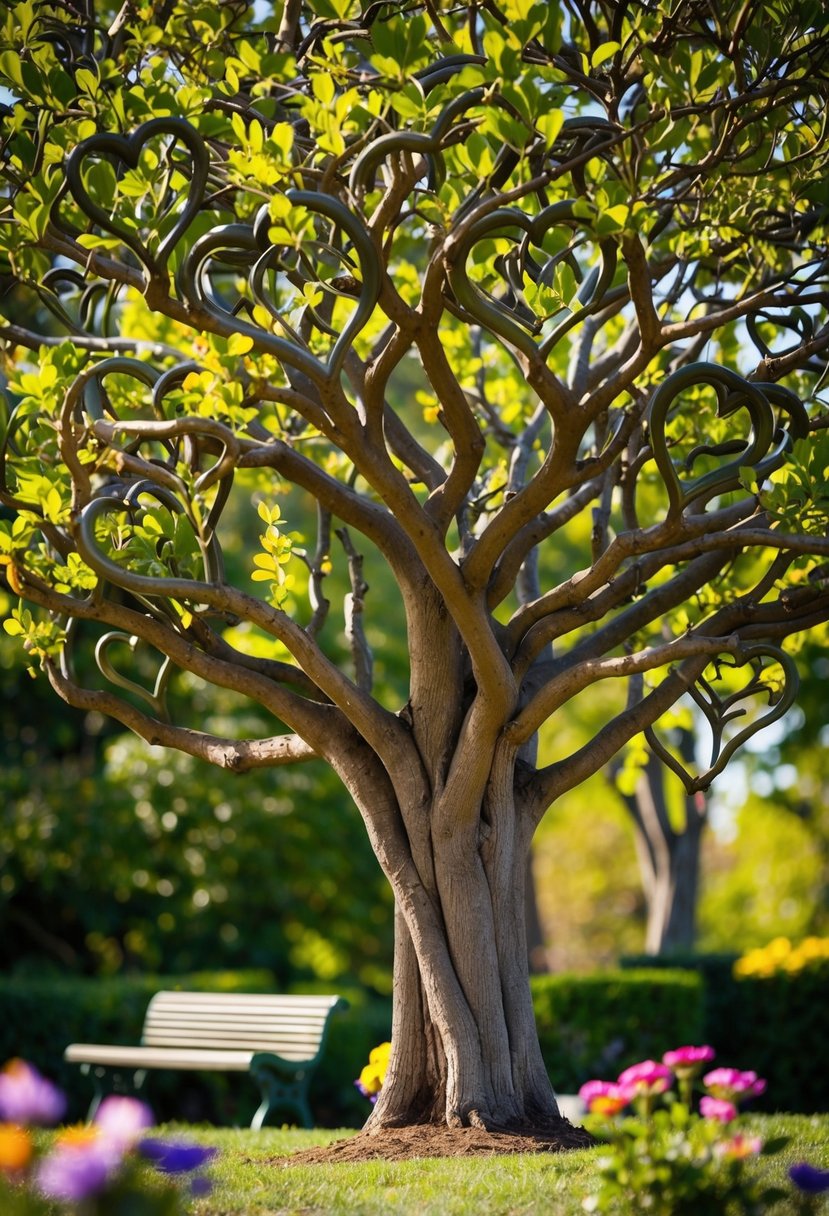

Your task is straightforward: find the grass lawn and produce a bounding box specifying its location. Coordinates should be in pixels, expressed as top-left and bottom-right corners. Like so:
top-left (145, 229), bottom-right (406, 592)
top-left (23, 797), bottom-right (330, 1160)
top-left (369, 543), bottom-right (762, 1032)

top-left (179, 1114), bottom-right (829, 1215)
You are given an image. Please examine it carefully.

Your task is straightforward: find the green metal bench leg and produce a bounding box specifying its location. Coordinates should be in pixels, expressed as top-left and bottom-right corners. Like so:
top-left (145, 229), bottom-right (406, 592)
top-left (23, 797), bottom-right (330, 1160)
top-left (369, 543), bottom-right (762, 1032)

top-left (79, 1064), bottom-right (148, 1121)
top-left (250, 1058), bottom-right (312, 1129)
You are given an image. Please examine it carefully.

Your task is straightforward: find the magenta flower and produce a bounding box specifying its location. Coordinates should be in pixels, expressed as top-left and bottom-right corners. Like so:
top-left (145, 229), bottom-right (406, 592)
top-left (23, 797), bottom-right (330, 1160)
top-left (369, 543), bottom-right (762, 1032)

top-left (94, 1095), bottom-right (154, 1146)
top-left (36, 1142), bottom-right (119, 1202)
top-left (617, 1060), bottom-right (672, 1096)
top-left (0, 1060), bottom-right (66, 1126)
top-left (662, 1046), bottom-right (715, 1071)
top-left (703, 1067), bottom-right (766, 1103)
top-left (700, 1095), bottom-right (738, 1123)
top-left (789, 1162), bottom-right (829, 1194)
top-left (578, 1080), bottom-right (631, 1115)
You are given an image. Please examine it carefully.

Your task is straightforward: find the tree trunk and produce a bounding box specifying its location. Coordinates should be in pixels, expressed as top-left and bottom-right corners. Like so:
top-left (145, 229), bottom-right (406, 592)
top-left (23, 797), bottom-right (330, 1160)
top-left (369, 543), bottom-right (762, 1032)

top-left (346, 764), bottom-right (560, 1130)
top-left (365, 863), bottom-right (560, 1131)
top-left (624, 755), bottom-right (707, 956)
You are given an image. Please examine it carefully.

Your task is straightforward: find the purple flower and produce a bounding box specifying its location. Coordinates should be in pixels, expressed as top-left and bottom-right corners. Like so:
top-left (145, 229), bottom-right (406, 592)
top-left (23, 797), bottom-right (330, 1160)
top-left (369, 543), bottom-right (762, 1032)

top-left (789, 1162), bottom-right (829, 1194)
top-left (0, 1060), bottom-right (66, 1126)
top-left (190, 1174), bottom-right (214, 1197)
top-left (354, 1079), bottom-right (378, 1104)
top-left (138, 1137), bottom-right (217, 1174)
top-left (36, 1143), bottom-right (118, 1202)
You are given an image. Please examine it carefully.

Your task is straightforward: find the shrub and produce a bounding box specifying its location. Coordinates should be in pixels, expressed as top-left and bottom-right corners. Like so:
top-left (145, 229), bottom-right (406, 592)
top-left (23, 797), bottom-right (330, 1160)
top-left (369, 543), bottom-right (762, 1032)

top-left (531, 969), bottom-right (705, 1094)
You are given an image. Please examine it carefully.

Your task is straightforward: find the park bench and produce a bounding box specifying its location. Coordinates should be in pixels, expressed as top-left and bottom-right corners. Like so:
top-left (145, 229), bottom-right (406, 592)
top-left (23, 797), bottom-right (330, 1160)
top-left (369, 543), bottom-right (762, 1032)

top-left (64, 990), bottom-right (347, 1128)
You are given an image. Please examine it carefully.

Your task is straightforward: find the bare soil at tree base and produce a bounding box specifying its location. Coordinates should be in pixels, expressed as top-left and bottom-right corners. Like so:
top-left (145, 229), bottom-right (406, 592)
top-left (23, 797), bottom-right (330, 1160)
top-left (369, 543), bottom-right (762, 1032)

top-left (270, 1117), bottom-right (594, 1164)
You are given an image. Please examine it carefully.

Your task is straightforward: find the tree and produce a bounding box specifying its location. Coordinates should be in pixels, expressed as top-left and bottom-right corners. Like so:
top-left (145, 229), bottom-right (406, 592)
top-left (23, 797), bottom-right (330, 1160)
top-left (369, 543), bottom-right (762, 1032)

top-left (1, 0), bottom-right (829, 1137)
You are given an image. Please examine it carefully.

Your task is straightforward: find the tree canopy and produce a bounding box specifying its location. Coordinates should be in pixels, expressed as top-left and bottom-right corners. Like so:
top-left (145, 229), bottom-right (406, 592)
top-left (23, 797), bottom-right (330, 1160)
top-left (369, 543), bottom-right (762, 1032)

top-left (1, 0), bottom-right (829, 1134)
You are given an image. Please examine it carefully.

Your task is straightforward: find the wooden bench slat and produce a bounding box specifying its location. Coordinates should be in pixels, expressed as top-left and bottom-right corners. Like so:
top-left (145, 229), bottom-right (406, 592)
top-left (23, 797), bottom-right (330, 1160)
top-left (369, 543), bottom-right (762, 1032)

top-left (65, 1045), bottom-right (255, 1070)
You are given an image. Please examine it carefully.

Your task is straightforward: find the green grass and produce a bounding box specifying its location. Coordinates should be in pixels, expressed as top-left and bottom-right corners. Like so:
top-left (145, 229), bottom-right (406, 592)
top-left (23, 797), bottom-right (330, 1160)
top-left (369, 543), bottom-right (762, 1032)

top-left (175, 1114), bottom-right (829, 1215)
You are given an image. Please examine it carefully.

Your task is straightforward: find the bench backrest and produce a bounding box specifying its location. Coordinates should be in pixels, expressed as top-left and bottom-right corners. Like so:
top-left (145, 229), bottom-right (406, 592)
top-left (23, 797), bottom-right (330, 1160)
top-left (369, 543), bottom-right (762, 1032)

top-left (140, 992), bottom-right (345, 1062)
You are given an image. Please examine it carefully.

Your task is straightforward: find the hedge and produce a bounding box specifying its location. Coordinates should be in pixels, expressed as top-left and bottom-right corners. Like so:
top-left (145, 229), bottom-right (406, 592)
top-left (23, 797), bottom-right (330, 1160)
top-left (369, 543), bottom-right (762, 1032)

top-left (0, 968), bottom-right (707, 1126)
top-left (531, 968), bottom-right (705, 1094)
top-left (622, 953), bottom-right (829, 1113)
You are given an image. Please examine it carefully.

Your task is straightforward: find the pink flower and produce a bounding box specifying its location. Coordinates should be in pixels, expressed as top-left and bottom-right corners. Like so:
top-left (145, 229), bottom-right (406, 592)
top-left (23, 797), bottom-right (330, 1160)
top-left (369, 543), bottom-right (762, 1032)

top-left (715, 1134), bottom-right (763, 1160)
top-left (578, 1080), bottom-right (631, 1115)
top-left (94, 1096), bottom-right (154, 1147)
top-left (703, 1068), bottom-right (766, 1103)
top-left (662, 1046), bottom-right (715, 1071)
top-left (617, 1060), bottom-right (673, 1096)
top-left (700, 1095), bottom-right (738, 1123)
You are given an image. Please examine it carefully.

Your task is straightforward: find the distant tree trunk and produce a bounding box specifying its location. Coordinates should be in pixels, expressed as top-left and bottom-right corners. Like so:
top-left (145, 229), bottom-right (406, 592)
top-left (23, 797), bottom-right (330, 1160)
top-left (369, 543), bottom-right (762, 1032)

top-left (620, 751), bottom-right (707, 955)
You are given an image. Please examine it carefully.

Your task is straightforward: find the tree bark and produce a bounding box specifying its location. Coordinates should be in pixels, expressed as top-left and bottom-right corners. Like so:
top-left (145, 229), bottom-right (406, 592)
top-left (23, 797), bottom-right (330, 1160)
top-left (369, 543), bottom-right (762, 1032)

top-left (354, 773), bottom-right (560, 1130)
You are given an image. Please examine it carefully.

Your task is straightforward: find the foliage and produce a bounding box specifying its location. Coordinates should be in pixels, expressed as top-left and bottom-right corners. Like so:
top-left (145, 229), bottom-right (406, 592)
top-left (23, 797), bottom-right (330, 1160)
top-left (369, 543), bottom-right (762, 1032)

top-left (530, 969), bottom-right (704, 1094)
top-left (0, 694), bottom-right (393, 986)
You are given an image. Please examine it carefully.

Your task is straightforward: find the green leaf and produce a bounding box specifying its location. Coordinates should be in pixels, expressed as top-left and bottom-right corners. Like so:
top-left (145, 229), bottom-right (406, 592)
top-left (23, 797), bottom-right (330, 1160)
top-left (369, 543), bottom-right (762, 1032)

top-left (536, 109), bottom-right (564, 150)
top-left (591, 41), bottom-right (620, 69)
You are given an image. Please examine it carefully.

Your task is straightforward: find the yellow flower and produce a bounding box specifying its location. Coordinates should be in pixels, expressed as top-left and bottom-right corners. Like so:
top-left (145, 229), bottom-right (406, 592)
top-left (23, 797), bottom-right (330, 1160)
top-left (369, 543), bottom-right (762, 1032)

top-left (358, 1041), bottom-right (392, 1096)
top-left (766, 937), bottom-right (792, 962)
top-left (359, 1063), bottom-right (384, 1095)
top-left (0, 1123), bottom-right (32, 1172)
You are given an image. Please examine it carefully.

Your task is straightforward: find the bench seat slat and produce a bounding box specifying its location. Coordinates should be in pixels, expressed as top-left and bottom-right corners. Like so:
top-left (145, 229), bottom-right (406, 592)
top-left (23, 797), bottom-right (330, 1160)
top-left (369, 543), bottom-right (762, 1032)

top-left (65, 1045), bottom-right (256, 1071)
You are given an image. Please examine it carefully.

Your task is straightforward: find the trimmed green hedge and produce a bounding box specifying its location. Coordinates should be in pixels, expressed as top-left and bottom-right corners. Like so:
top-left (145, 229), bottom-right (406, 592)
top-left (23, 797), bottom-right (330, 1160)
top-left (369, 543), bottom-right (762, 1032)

top-left (532, 968), bottom-right (705, 1094)
top-left (622, 954), bottom-right (829, 1113)
top-left (1, 968), bottom-right (708, 1126)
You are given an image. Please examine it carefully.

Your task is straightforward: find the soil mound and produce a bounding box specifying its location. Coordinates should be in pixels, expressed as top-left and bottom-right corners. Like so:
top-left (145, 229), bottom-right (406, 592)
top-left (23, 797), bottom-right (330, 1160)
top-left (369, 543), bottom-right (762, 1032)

top-left (271, 1117), bottom-right (594, 1165)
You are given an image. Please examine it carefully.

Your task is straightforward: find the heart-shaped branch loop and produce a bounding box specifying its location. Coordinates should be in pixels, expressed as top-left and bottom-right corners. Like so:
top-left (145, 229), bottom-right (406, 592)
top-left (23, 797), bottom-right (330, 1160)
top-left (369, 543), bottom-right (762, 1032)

top-left (645, 644), bottom-right (799, 793)
top-left (179, 189), bottom-right (381, 385)
top-left (62, 117), bottom-right (209, 282)
top-left (445, 200), bottom-right (617, 359)
top-left (95, 631), bottom-right (172, 721)
top-left (648, 362), bottom-right (808, 516)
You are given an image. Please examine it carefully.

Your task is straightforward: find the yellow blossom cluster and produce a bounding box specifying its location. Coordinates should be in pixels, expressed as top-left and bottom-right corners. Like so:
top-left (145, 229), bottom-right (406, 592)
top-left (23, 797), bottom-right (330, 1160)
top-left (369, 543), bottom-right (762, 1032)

top-left (358, 1041), bottom-right (392, 1096)
top-left (734, 936), bottom-right (829, 979)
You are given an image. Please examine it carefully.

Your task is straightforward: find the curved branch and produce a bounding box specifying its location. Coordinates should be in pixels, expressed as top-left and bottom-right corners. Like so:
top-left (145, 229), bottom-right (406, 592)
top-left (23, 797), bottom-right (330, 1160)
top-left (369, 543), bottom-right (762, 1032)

top-left (46, 661), bottom-right (318, 770)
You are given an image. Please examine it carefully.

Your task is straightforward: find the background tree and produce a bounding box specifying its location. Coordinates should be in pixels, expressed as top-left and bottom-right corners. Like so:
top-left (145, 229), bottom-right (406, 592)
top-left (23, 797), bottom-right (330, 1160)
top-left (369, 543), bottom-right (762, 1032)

top-left (1, 0), bottom-right (829, 1137)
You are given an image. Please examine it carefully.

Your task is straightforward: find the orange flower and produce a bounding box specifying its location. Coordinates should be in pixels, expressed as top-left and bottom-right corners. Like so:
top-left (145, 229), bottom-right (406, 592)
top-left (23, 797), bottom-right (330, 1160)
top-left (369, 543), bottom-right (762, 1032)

top-left (0, 1123), bottom-right (32, 1172)
top-left (56, 1124), bottom-right (101, 1149)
